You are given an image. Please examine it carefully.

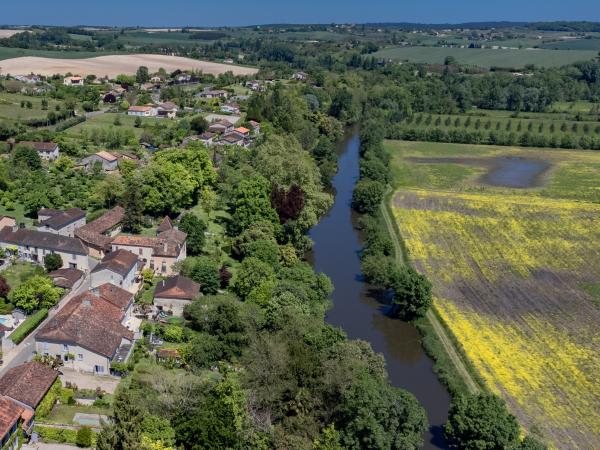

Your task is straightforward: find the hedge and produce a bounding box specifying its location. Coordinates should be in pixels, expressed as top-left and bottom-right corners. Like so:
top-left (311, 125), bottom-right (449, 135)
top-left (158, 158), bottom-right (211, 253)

top-left (10, 308), bottom-right (48, 344)
top-left (33, 425), bottom-right (97, 446)
top-left (35, 378), bottom-right (61, 419)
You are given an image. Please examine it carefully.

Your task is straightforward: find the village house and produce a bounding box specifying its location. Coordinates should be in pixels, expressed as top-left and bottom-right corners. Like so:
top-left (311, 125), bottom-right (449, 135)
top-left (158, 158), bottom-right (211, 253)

top-left (14, 74), bottom-right (41, 84)
top-left (248, 120), bottom-right (261, 134)
top-left (197, 88), bottom-right (229, 99)
top-left (91, 283), bottom-right (135, 323)
top-left (157, 102), bottom-right (179, 119)
top-left (79, 151), bottom-right (119, 172)
top-left (18, 141), bottom-right (60, 161)
top-left (233, 126), bottom-right (250, 138)
top-left (292, 71), bottom-right (309, 81)
top-left (245, 80), bottom-right (263, 91)
top-left (219, 132), bottom-right (247, 147)
top-left (208, 119), bottom-right (234, 134)
top-left (91, 249), bottom-right (139, 292)
top-left (110, 218), bottom-right (186, 276)
top-left (220, 102), bottom-right (240, 114)
top-left (63, 76), bottom-right (84, 87)
top-left (0, 395), bottom-right (27, 449)
top-left (150, 76), bottom-right (164, 83)
top-left (75, 206), bottom-right (125, 259)
top-left (153, 275), bottom-right (201, 317)
top-left (48, 268), bottom-right (84, 289)
top-left (176, 73), bottom-right (192, 83)
top-left (37, 207), bottom-right (86, 237)
top-left (0, 216), bottom-right (16, 230)
top-left (0, 361), bottom-right (58, 430)
top-left (35, 291), bottom-right (134, 375)
top-left (0, 227), bottom-right (89, 272)
top-left (127, 105), bottom-right (157, 117)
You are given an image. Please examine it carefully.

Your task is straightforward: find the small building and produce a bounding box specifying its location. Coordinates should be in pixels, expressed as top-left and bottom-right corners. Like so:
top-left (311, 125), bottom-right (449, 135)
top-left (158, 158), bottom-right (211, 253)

top-left (64, 76), bottom-right (84, 87)
top-left (0, 227), bottom-right (89, 272)
top-left (35, 291), bottom-right (134, 375)
top-left (220, 132), bottom-right (245, 146)
top-left (199, 131), bottom-right (216, 146)
top-left (18, 141), bottom-right (60, 161)
top-left (127, 105), bottom-right (157, 117)
top-left (156, 348), bottom-right (182, 364)
top-left (292, 71), bottom-right (308, 81)
top-left (208, 119), bottom-right (234, 134)
top-left (0, 395), bottom-right (26, 449)
top-left (248, 120), bottom-right (261, 134)
top-left (220, 103), bottom-right (240, 114)
top-left (157, 102), bottom-right (179, 119)
top-left (79, 151), bottom-right (119, 172)
top-left (0, 216), bottom-right (16, 230)
top-left (153, 275), bottom-right (201, 317)
top-left (233, 126), bottom-right (250, 138)
top-left (91, 249), bottom-right (139, 292)
top-left (15, 74), bottom-right (41, 84)
top-left (0, 361), bottom-right (59, 422)
top-left (37, 208), bottom-right (86, 237)
top-left (48, 268), bottom-right (85, 289)
top-left (75, 206), bottom-right (125, 259)
top-left (197, 89), bottom-right (228, 99)
top-left (91, 283), bottom-right (135, 323)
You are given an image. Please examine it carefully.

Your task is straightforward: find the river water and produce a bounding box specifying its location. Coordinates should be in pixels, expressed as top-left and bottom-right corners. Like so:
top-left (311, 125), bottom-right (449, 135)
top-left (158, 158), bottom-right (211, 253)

top-left (308, 131), bottom-right (451, 449)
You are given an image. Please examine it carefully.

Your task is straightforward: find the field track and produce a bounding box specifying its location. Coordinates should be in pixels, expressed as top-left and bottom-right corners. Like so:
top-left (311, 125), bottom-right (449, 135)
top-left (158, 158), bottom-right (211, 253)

top-left (381, 189), bottom-right (480, 394)
top-left (0, 54), bottom-right (258, 77)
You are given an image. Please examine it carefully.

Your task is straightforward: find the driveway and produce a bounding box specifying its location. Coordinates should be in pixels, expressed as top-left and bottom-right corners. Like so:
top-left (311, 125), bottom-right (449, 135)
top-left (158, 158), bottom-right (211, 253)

top-left (59, 368), bottom-right (120, 394)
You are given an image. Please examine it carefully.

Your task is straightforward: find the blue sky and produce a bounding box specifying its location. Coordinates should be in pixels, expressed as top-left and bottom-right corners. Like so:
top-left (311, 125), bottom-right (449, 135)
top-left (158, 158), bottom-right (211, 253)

top-left (2, 0), bottom-right (599, 27)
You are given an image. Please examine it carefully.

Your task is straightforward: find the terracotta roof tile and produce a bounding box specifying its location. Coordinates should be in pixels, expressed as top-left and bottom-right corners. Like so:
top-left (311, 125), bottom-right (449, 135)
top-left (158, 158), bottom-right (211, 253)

top-left (48, 268), bottom-right (84, 289)
top-left (0, 362), bottom-right (58, 409)
top-left (154, 275), bottom-right (200, 300)
top-left (92, 249), bottom-right (138, 277)
top-left (0, 396), bottom-right (24, 440)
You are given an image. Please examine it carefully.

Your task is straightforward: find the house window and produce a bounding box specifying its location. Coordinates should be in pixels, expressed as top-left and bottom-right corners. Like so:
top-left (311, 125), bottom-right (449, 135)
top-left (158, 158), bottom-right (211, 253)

top-left (77, 354), bottom-right (83, 361)
top-left (69, 263), bottom-right (77, 269)
top-left (95, 365), bottom-right (104, 374)
top-left (63, 344), bottom-right (68, 352)
top-left (138, 248), bottom-right (143, 255)
top-left (161, 262), bottom-right (167, 274)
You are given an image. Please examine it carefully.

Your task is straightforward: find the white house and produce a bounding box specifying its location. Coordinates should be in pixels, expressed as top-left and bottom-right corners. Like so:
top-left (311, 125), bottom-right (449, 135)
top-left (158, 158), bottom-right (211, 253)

top-left (153, 275), bottom-right (201, 317)
top-left (90, 249), bottom-right (139, 292)
top-left (35, 291), bottom-right (134, 375)
top-left (37, 208), bottom-right (86, 238)
top-left (0, 227), bottom-right (89, 272)
top-left (64, 76), bottom-right (84, 87)
top-left (127, 105), bottom-right (157, 117)
top-left (79, 151), bottom-right (118, 172)
top-left (157, 102), bottom-right (179, 119)
top-left (18, 141), bottom-right (60, 161)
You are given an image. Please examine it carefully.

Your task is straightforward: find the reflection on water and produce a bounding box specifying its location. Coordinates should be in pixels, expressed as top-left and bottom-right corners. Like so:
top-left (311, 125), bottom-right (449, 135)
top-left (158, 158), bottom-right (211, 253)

top-left (308, 130), bottom-right (451, 449)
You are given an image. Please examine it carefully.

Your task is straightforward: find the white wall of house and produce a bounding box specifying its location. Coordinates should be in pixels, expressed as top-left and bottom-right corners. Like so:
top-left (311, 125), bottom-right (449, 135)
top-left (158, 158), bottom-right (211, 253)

top-left (35, 341), bottom-right (112, 375)
top-left (111, 242), bottom-right (185, 276)
top-left (0, 242), bottom-right (89, 272)
top-left (154, 297), bottom-right (192, 317)
top-left (91, 264), bottom-right (137, 292)
top-left (37, 217), bottom-right (86, 238)
top-left (39, 148), bottom-right (59, 161)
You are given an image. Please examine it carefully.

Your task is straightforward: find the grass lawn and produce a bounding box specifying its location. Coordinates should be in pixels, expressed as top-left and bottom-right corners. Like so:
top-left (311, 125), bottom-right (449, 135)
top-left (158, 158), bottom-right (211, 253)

top-left (374, 46), bottom-right (598, 68)
top-left (0, 202), bottom-right (34, 227)
top-left (0, 92), bottom-right (62, 121)
top-left (0, 262), bottom-right (45, 289)
top-left (63, 112), bottom-right (158, 138)
top-left (47, 404), bottom-right (111, 425)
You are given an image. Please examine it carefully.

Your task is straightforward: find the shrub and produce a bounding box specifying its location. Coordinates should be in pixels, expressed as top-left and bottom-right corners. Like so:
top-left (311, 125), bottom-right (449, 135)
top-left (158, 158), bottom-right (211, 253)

top-left (44, 253), bottom-right (63, 272)
top-left (76, 426), bottom-right (93, 447)
top-left (10, 308), bottom-right (48, 344)
top-left (35, 378), bottom-right (61, 418)
top-left (352, 179), bottom-right (385, 214)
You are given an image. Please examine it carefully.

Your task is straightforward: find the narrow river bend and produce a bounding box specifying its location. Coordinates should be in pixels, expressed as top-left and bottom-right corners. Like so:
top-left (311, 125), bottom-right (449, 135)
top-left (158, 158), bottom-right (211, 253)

top-left (308, 130), bottom-right (451, 449)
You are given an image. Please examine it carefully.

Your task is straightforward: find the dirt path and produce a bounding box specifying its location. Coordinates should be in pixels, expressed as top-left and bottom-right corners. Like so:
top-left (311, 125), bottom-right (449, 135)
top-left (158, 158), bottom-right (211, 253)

top-left (381, 189), bottom-right (480, 394)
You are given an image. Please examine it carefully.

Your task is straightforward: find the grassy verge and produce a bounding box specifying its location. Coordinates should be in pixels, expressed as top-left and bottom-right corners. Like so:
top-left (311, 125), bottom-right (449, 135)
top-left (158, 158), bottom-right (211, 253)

top-left (10, 308), bottom-right (48, 344)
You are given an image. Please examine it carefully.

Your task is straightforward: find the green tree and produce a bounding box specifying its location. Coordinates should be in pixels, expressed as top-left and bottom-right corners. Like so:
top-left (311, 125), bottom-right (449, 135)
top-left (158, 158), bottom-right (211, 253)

top-left (230, 176), bottom-right (279, 235)
top-left (178, 213), bottom-right (207, 256)
top-left (389, 266), bottom-right (432, 320)
top-left (97, 390), bottom-right (143, 450)
top-left (232, 257), bottom-right (276, 300)
top-left (444, 393), bottom-right (520, 450)
top-left (76, 426), bottom-right (93, 447)
top-left (136, 66), bottom-right (150, 84)
top-left (140, 415), bottom-right (176, 447)
top-left (190, 257), bottom-right (220, 295)
top-left (43, 253), bottom-right (63, 272)
top-left (352, 179), bottom-right (385, 214)
top-left (134, 116), bottom-right (142, 128)
top-left (519, 436), bottom-right (548, 450)
top-left (12, 144), bottom-right (42, 171)
top-left (122, 177), bottom-right (144, 233)
top-left (190, 115), bottom-right (209, 134)
top-left (8, 275), bottom-right (61, 312)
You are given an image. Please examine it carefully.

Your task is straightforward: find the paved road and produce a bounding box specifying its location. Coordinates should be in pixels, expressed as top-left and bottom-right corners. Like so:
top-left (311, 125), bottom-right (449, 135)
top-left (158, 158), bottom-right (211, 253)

top-left (0, 275), bottom-right (90, 376)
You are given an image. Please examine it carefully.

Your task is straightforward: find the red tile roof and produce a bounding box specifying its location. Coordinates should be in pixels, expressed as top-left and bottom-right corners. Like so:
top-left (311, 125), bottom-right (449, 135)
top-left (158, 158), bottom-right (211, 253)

top-left (35, 292), bottom-right (133, 358)
top-left (0, 362), bottom-right (58, 409)
top-left (0, 396), bottom-right (24, 441)
top-left (48, 268), bottom-right (84, 289)
top-left (154, 275), bottom-right (200, 301)
top-left (75, 206), bottom-right (125, 250)
top-left (95, 283), bottom-right (133, 311)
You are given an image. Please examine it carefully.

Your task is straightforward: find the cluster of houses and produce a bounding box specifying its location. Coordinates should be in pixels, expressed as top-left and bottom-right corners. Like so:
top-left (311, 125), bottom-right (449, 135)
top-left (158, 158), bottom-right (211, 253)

top-left (127, 102), bottom-right (179, 119)
top-left (0, 206), bottom-right (202, 379)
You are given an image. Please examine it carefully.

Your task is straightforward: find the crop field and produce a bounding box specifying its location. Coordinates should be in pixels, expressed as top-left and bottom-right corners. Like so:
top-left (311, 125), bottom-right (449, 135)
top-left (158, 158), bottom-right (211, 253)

top-left (0, 54), bottom-right (258, 77)
top-left (374, 46), bottom-right (598, 68)
top-left (388, 140), bottom-right (600, 449)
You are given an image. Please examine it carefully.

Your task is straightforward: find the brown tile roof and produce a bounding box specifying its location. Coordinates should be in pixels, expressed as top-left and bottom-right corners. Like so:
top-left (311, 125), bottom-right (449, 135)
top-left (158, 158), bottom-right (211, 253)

top-left (18, 141), bottom-right (58, 153)
top-left (0, 227), bottom-right (87, 255)
top-left (95, 151), bottom-right (118, 162)
top-left (75, 206), bottom-right (125, 249)
top-left (48, 268), bottom-right (84, 289)
top-left (156, 216), bottom-right (173, 234)
top-left (0, 396), bottom-right (24, 440)
top-left (92, 249), bottom-right (138, 277)
top-left (95, 283), bottom-right (133, 311)
top-left (0, 362), bottom-right (58, 409)
top-left (36, 292), bottom-right (133, 358)
top-left (38, 208), bottom-right (86, 230)
top-left (157, 348), bottom-right (180, 359)
top-left (221, 133), bottom-right (243, 144)
top-left (154, 275), bottom-right (200, 301)
top-left (112, 228), bottom-right (186, 258)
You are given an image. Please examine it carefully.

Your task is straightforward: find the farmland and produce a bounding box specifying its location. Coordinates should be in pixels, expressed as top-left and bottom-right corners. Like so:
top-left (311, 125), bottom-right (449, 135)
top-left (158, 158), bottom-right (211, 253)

top-left (388, 140), bottom-right (600, 449)
top-left (0, 54), bottom-right (258, 77)
top-left (374, 46), bottom-right (598, 68)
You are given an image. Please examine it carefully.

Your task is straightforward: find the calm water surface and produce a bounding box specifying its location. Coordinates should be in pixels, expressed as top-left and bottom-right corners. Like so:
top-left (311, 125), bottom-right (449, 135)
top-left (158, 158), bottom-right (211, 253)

top-left (309, 131), bottom-right (451, 449)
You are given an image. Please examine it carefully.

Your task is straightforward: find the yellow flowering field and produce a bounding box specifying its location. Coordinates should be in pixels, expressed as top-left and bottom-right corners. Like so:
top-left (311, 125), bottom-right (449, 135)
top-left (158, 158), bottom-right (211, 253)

top-left (389, 141), bottom-right (600, 449)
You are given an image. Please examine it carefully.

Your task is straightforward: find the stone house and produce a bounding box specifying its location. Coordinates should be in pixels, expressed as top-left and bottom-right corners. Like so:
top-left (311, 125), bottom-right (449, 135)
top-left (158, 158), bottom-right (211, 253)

top-left (37, 208), bottom-right (86, 237)
top-left (90, 249), bottom-right (139, 292)
top-left (153, 275), bottom-right (201, 317)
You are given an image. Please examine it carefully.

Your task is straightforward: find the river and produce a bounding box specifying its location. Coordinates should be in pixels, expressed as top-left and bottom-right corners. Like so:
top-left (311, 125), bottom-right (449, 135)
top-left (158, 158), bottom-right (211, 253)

top-left (308, 130), bottom-right (452, 449)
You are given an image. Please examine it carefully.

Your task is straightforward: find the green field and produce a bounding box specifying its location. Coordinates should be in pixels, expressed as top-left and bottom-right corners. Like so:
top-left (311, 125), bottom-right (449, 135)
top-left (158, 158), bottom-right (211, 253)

top-left (0, 92), bottom-right (62, 121)
top-left (374, 46), bottom-right (598, 68)
top-left (63, 112), bottom-right (155, 138)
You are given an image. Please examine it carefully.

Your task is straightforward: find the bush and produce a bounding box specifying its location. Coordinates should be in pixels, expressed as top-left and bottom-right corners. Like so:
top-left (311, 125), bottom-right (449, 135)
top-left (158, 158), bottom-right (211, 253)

top-left (34, 425), bottom-right (97, 446)
top-left (76, 426), bottom-right (93, 447)
top-left (352, 179), bottom-right (386, 214)
top-left (35, 378), bottom-right (61, 418)
top-left (44, 253), bottom-right (63, 272)
top-left (10, 308), bottom-right (48, 344)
